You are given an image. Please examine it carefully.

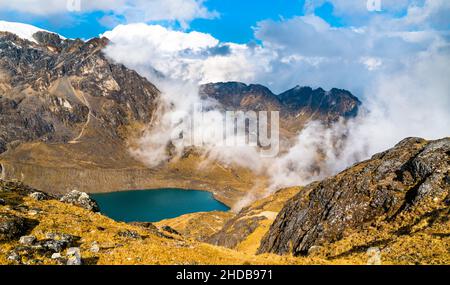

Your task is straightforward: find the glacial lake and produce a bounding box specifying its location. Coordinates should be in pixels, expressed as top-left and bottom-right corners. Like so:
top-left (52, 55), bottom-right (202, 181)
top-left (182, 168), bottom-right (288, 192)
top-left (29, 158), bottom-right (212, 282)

top-left (91, 189), bottom-right (230, 222)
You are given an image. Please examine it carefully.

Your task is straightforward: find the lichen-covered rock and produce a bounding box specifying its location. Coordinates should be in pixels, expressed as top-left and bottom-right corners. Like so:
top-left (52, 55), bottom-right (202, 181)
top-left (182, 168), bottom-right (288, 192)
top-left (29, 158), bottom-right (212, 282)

top-left (258, 138), bottom-right (450, 256)
top-left (0, 214), bottom-right (34, 241)
top-left (60, 190), bottom-right (100, 212)
top-left (117, 230), bottom-right (141, 239)
top-left (19, 235), bottom-right (37, 245)
top-left (29, 192), bottom-right (49, 201)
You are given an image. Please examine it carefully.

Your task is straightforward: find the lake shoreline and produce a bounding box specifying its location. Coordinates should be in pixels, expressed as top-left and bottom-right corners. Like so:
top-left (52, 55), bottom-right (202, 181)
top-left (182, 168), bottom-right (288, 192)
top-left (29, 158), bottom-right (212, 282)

top-left (91, 188), bottom-right (230, 223)
top-left (0, 160), bottom-right (257, 208)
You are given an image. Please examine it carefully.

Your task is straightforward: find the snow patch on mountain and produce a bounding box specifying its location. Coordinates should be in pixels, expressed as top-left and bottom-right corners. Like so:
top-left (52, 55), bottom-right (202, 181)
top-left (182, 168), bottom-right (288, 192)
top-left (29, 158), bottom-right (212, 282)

top-left (0, 20), bottom-right (62, 43)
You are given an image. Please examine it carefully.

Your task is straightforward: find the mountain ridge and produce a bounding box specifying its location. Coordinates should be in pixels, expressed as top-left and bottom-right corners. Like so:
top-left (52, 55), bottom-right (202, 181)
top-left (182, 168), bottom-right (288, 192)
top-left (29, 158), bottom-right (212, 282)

top-left (0, 28), bottom-right (363, 206)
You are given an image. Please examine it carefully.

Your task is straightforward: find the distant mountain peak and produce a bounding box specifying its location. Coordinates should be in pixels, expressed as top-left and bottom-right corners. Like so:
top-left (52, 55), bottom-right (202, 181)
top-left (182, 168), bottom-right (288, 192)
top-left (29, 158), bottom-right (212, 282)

top-left (200, 82), bottom-right (362, 128)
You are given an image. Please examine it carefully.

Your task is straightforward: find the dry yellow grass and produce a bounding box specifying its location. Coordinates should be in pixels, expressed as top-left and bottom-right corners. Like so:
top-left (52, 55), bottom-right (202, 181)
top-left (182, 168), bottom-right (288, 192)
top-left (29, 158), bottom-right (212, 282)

top-left (1, 182), bottom-right (448, 265)
top-left (0, 189), bottom-right (317, 265)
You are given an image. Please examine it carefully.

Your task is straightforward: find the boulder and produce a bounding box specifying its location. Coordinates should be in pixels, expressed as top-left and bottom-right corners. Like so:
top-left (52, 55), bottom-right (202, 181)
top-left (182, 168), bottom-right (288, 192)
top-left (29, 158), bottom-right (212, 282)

top-left (90, 242), bottom-right (100, 253)
top-left (162, 226), bottom-right (181, 236)
top-left (117, 230), bottom-right (141, 239)
top-left (66, 247), bottom-right (82, 265)
top-left (367, 247), bottom-right (382, 265)
top-left (29, 192), bottom-right (49, 201)
top-left (19, 235), bottom-right (36, 245)
top-left (60, 190), bottom-right (100, 212)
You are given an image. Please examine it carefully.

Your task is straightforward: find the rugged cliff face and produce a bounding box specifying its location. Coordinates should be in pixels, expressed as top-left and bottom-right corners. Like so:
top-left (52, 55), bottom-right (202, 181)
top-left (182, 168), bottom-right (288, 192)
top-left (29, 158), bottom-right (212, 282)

top-left (258, 137), bottom-right (450, 257)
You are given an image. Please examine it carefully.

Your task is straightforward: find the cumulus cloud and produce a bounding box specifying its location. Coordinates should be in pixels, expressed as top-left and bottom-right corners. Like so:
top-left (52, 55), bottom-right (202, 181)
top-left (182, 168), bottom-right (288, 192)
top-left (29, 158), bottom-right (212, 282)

top-left (101, 24), bottom-right (275, 169)
top-left (102, 23), bottom-right (274, 84)
top-left (0, 0), bottom-right (217, 28)
top-left (253, 9), bottom-right (446, 93)
top-left (304, 0), bottom-right (412, 25)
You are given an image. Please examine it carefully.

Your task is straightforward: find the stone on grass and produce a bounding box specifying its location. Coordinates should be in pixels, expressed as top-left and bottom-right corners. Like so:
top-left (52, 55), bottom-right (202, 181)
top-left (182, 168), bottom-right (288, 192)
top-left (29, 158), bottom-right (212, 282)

top-left (66, 247), bottom-right (82, 265)
top-left (19, 235), bottom-right (36, 245)
top-left (60, 190), bottom-right (100, 212)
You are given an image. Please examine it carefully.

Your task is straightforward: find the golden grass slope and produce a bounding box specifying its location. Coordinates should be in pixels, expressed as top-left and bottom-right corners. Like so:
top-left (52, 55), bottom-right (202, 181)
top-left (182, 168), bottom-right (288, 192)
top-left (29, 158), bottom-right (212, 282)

top-left (1, 180), bottom-right (448, 265)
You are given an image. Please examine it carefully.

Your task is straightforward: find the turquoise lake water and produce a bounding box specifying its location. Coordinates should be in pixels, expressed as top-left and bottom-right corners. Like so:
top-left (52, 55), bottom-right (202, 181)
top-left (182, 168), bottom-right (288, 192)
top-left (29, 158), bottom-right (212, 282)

top-left (91, 189), bottom-right (230, 222)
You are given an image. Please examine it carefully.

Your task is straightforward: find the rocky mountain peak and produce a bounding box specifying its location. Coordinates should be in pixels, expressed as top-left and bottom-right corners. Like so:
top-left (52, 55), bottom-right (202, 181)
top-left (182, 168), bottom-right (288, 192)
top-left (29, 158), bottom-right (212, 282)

top-left (278, 86), bottom-right (361, 119)
top-left (200, 82), bottom-right (362, 135)
top-left (199, 82), bottom-right (281, 111)
top-left (0, 30), bottom-right (159, 154)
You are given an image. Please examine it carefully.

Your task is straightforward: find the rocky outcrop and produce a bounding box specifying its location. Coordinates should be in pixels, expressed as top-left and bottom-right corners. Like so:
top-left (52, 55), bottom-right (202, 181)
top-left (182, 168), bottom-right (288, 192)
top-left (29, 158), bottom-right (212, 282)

top-left (0, 180), bottom-right (98, 212)
top-left (208, 215), bottom-right (266, 249)
top-left (208, 187), bottom-right (300, 250)
top-left (258, 137), bottom-right (450, 256)
top-left (60, 190), bottom-right (100, 212)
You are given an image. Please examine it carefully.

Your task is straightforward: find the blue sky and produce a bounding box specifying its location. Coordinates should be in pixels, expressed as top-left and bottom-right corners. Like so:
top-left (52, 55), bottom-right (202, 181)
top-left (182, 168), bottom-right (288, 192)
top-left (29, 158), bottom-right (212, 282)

top-left (0, 0), bottom-right (354, 42)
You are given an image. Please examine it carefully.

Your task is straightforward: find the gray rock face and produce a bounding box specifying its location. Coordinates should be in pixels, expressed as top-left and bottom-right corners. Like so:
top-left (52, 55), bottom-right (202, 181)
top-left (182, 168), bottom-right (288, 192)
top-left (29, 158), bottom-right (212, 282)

top-left (258, 137), bottom-right (450, 256)
top-left (60, 190), bottom-right (100, 212)
top-left (278, 86), bottom-right (361, 119)
top-left (208, 216), bottom-right (266, 249)
top-left (0, 31), bottom-right (159, 154)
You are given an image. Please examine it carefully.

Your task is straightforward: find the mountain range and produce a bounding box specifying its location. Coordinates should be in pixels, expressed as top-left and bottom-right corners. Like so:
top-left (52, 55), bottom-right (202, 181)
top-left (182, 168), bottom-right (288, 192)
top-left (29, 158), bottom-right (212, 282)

top-left (0, 28), bottom-right (360, 205)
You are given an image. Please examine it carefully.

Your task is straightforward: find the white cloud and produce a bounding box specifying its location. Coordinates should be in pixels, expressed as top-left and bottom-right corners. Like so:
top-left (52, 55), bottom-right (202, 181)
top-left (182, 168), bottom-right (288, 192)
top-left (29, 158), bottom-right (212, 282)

top-left (252, 0), bottom-right (449, 92)
top-left (102, 23), bottom-right (273, 84)
top-left (304, 0), bottom-right (413, 24)
top-left (0, 0), bottom-right (217, 28)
